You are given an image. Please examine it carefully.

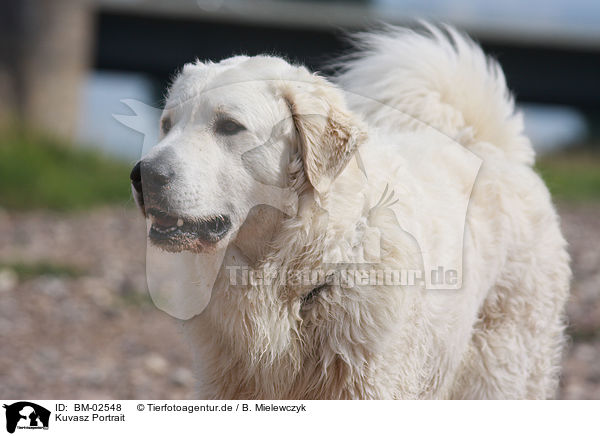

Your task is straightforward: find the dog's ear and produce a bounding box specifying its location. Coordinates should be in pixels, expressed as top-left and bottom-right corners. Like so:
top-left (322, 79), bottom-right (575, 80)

top-left (282, 73), bottom-right (367, 193)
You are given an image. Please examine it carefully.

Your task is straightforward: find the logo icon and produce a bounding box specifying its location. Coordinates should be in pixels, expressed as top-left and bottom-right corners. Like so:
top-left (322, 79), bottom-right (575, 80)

top-left (3, 402), bottom-right (50, 434)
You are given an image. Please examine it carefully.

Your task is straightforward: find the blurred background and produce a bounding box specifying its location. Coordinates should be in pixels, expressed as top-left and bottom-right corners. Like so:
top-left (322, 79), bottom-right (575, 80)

top-left (0, 0), bottom-right (599, 399)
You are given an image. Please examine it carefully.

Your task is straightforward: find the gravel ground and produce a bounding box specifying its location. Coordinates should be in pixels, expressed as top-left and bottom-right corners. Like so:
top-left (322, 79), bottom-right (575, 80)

top-left (0, 204), bottom-right (598, 399)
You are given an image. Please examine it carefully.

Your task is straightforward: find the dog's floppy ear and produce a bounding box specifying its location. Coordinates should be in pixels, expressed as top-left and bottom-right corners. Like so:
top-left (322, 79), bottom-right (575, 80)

top-left (282, 72), bottom-right (367, 193)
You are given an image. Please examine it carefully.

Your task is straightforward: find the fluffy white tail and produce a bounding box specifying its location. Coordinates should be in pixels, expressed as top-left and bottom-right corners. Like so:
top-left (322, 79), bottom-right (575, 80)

top-left (335, 24), bottom-right (535, 165)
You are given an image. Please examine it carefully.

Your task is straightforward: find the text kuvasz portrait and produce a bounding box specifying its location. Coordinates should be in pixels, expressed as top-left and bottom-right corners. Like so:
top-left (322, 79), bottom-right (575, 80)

top-left (130, 25), bottom-right (570, 399)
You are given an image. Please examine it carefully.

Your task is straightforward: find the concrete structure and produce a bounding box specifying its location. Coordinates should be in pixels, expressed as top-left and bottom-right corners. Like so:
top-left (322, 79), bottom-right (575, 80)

top-left (0, 0), bottom-right (93, 139)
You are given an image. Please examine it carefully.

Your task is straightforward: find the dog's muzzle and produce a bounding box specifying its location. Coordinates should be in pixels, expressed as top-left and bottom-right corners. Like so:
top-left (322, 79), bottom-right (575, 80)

top-left (130, 160), bottom-right (232, 252)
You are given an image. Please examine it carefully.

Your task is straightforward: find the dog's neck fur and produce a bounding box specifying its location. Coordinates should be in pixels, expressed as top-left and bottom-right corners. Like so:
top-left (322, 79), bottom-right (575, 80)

top-left (182, 174), bottom-right (394, 399)
top-left (181, 147), bottom-right (441, 399)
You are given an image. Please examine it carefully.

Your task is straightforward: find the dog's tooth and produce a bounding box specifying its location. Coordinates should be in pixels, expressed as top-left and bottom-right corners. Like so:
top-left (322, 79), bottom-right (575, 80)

top-left (177, 218), bottom-right (183, 227)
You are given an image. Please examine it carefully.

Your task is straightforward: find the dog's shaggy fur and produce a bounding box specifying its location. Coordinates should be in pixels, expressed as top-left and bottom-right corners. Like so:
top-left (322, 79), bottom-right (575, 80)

top-left (143, 25), bottom-right (570, 399)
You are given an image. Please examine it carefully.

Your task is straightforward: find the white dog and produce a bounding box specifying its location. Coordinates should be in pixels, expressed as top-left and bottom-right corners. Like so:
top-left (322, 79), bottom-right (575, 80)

top-left (131, 25), bottom-right (570, 399)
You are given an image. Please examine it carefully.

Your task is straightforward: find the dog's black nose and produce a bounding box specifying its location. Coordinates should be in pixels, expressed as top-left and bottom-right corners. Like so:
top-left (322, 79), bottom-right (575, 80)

top-left (141, 159), bottom-right (172, 192)
top-left (130, 161), bottom-right (143, 194)
top-left (131, 156), bottom-right (175, 197)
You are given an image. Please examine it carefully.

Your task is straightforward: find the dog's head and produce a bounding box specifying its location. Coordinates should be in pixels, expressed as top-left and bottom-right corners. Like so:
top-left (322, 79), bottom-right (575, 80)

top-left (131, 55), bottom-right (367, 255)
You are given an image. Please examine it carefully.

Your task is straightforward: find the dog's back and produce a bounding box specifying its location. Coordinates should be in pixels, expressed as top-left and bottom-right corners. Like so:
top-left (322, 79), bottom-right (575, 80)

top-left (336, 25), bottom-right (571, 398)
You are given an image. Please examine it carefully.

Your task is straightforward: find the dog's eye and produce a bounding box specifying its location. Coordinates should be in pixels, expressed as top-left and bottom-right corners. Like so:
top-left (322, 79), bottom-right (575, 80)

top-left (215, 118), bottom-right (246, 136)
top-left (161, 117), bottom-right (172, 134)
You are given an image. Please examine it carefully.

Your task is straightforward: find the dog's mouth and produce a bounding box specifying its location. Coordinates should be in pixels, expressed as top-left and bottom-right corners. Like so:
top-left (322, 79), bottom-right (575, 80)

top-left (147, 208), bottom-right (232, 252)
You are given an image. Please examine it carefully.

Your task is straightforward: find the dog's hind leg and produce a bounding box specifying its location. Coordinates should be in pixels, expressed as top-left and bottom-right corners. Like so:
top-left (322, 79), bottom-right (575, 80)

top-left (450, 226), bottom-right (570, 399)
